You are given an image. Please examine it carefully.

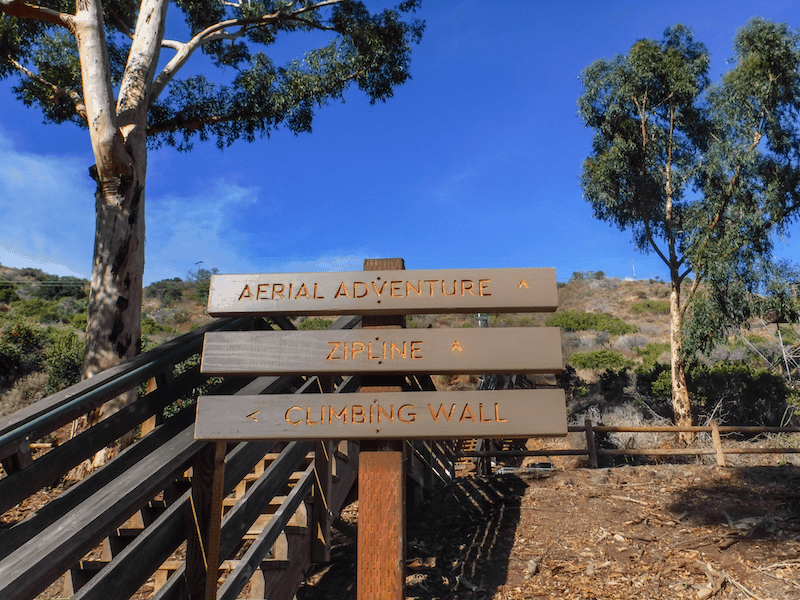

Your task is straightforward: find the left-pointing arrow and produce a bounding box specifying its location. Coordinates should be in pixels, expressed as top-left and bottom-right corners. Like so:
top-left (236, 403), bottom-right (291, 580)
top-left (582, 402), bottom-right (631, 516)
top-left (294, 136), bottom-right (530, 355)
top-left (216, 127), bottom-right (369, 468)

top-left (246, 411), bottom-right (259, 422)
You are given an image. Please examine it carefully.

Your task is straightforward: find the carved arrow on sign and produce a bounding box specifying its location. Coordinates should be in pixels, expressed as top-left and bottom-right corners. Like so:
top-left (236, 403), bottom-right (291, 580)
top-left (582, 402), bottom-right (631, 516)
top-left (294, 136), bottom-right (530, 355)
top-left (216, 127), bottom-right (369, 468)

top-left (246, 411), bottom-right (260, 423)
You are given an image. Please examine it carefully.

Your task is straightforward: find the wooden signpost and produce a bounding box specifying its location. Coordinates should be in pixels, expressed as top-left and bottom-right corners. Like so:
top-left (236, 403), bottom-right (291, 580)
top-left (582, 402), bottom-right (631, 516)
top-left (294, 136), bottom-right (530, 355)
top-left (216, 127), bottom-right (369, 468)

top-left (195, 261), bottom-right (566, 600)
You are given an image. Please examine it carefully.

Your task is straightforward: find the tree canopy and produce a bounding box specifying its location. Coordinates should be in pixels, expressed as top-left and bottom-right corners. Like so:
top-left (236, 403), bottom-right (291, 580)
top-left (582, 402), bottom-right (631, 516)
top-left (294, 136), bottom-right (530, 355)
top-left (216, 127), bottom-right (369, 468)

top-left (578, 18), bottom-right (800, 432)
top-left (0, 0), bottom-right (424, 463)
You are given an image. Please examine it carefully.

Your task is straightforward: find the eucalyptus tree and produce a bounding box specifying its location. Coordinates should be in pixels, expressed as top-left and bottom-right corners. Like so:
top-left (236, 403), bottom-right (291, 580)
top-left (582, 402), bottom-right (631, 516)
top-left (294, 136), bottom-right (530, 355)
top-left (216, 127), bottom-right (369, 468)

top-left (0, 0), bottom-right (423, 458)
top-left (578, 19), bottom-right (800, 436)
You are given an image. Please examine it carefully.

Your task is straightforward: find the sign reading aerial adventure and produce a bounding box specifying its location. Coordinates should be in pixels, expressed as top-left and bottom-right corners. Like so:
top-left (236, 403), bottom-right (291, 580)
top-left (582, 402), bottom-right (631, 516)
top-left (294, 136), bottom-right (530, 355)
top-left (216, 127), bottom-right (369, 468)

top-left (206, 267), bottom-right (557, 316)
top-left (194, 390), bottom-right (567, 440)
top-left (200, 327), bottom-right (563, 376)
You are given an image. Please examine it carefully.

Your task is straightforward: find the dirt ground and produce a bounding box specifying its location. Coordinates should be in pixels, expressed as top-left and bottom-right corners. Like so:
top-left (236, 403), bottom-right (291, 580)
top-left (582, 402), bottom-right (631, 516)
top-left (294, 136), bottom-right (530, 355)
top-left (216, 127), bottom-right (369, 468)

top-left (297, 463), bottom-right (800, 600)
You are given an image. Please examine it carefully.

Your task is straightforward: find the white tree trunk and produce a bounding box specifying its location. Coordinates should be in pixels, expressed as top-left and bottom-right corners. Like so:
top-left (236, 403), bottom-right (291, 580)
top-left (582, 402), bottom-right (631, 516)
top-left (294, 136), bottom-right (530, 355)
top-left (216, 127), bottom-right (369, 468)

top-left (669, 280), bottom-right (693, 444)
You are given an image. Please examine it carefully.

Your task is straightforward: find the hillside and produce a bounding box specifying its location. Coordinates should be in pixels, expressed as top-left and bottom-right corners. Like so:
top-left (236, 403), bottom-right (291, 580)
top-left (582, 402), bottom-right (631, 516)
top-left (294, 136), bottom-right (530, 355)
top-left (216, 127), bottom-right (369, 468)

top-left (0, 266), bottom-right (797, 430)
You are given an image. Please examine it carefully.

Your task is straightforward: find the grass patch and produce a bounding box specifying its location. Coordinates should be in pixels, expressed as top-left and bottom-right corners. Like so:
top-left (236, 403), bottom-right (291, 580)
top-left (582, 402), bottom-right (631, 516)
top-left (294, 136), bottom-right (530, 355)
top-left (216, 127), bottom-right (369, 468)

top-left (546, 310), bottom-right (637, 336)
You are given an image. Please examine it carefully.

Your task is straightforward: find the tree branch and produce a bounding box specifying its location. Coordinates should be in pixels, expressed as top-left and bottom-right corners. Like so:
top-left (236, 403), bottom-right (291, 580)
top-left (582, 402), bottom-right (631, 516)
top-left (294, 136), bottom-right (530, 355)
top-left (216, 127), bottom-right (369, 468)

top-left (8, 57), bottom-right (88, 122)
top-left (0, 0), bottom-right (74, 30)
top-left (149, 0), bottom-right (345, 105)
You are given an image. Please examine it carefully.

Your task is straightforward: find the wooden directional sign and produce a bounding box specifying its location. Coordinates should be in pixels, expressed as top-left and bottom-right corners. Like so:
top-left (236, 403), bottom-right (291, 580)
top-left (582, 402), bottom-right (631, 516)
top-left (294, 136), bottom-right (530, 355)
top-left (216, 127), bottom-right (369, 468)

top-left (201, 327), bottom-right (563, 376)
top-left (194, 390), bottom-right (567, 440)
top-left (206, 267), bottom-right (557, 317)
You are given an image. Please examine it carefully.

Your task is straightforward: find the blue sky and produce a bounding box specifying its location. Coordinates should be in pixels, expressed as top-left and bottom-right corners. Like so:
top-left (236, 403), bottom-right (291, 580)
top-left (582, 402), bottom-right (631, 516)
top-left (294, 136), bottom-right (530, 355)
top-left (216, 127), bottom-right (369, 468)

top-left (1, 0), bottom-right (799, 285)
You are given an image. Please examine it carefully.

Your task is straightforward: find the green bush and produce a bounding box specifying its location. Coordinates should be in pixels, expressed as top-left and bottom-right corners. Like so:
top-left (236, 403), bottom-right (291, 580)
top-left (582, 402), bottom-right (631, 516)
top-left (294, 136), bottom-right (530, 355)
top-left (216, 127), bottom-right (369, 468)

top-left (0, 321), bottom-right (47, 379)
top-left (146, 278), bottom-right (187, 304)
top-left (141, 316), bottom-right (176, 336)
top-left (14, 298), bottom-right (69, 323)
top-left (33, 275), bottom-right (88, 300)
top-left (636, 342), bottom-right (670, 370)
top-left (546, 310), bottom-right (637, 336)
top-left (569, 349), bottom-right (633, 370)
top-left (45, 331), bottom-right (84, 394)
top-left (0, 280), bottom-right (19, 303)
top-left (631, 299), bottom-right (670, 314)
top-left (688, 362), bottom-right (792, 426)
top-left (297, 317), bottom-right (333, 330)
top-left (636, 361), bottom-right (795, 426)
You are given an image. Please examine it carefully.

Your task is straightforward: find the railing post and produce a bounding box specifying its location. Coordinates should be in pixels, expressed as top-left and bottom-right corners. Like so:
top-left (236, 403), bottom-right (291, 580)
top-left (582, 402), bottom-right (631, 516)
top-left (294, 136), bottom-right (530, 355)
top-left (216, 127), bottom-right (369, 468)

top-left (585, 419), bottom-right (598, 468)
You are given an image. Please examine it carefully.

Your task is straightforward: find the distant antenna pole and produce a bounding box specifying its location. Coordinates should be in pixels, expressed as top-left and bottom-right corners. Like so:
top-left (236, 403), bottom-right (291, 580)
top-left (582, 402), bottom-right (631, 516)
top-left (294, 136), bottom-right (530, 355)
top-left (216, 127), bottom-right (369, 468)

top-left (631, 259), bottom-right (636, 279)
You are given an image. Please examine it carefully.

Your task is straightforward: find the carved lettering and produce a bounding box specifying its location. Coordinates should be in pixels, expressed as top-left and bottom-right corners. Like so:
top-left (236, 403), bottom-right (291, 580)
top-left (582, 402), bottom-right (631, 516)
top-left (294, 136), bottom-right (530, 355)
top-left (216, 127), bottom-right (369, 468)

top-left (451, 340), bottom-right (463, 352)
top-left (239, 285), bottom-right (252, 300)
top-left (461, 280), bottom-right (475, 296)
top-left (518, 279), bottom-right (529, 289)
top-left (286, 406), bottom-right (302, 425)
top-left (295, 283), bottom-right (311, 299)
top-left (334, 282), bottom-right (349, 298)
top-left (329, 405), bottom-right (347, 423)
top-left (479, 403), bottom-right (491, 423)
top-left (398, 404), bottom-right (417, 423)
top-left (410, 341), bottom-right (423, 359)
top-left (390, 341), bottom-right (407, 359)
top-left (442, 280), bottom-right (457, 297)
top-left (370, 280), bottom-right (388, 297)
top-left (326, 342), bottom-right (341, 360)
top-left (407, 280), bottom-right (422, 297)
top-left (429, 404), bottom-right (455, 423)
top-left (313, 283), bottom-right (325, 299)
top-left (257, 283), bottom-right (269, 300)
top-left (378, 405), bottom-right (394, 423)
top-left (352, 405), bottom-right (366, 424)
top-left (460, 404), bottom-right (476, 423)
top-left (479, 279), bottom-right (491, 296)
top-left (272, 283), bottom-right (285, 299)
top-left (354, 282), bottom-right (369, 298)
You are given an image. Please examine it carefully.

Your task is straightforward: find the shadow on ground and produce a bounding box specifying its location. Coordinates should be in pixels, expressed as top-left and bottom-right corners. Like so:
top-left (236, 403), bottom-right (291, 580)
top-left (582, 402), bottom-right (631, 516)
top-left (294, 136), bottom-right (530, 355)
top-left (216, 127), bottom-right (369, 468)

top-left (296, 475), bottom-right (528, 599)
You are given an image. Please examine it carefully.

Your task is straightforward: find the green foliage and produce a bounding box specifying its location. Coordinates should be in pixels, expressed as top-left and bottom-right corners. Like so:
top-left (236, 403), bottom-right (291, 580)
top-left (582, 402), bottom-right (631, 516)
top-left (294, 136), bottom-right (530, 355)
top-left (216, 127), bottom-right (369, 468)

top-left (14, 298), bottom-right (69, 323)
top-left (631, 299), bottom-right (670, 315)
top-left (297, 317), bottom-right (333, 330)
top-left (579, 18), bottom-right (800, 367)
top-left (636, 342), bottom-right (670, 370)
top-left (636, 360), bottom-right (795, 426)
top-left (0, 321), bottom-right (47, 380)
top-left (555, 364), bottom-right (588, 400)
top-left (32, 275), bottom-right (88, 300)
top-left (688, 362), bottom-right (793, 426)
top-left (546, 310), bottom-right (637, 336)
top-left (569, 349), bottom-right (634, 370)
top-left (187, 267), bottom-right (219, 302)
top-left (45, 330), bottom-right (84, 394)
top-left (0, 280), bottom-right (19, 303)
top-left (141, 316), bottom-right (176, 336)
top-left (146, 278), bottom-right (187, 305)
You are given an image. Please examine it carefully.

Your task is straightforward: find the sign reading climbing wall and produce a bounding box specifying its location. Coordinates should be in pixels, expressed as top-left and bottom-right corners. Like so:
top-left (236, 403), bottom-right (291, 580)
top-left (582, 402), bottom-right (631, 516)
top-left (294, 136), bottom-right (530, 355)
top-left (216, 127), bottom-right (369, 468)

top-left (206, 267), bottom-right (558, 316)
top-left (195, 389), bottom-right (566, 440)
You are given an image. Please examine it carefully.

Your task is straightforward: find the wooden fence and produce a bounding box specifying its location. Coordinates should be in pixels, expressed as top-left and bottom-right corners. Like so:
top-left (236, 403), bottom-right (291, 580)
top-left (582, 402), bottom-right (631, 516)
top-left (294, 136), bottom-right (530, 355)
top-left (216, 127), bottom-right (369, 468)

top-left (0, 314), bottom-right (455, 600)
top-left (461, 420), bottom-right (800, 470)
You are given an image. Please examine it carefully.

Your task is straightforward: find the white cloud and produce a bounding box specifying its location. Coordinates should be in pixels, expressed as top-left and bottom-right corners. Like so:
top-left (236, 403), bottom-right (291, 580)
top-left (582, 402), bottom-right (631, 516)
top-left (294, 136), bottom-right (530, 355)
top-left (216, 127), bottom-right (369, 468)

top-left (0, 129), bottom-right (95, 278)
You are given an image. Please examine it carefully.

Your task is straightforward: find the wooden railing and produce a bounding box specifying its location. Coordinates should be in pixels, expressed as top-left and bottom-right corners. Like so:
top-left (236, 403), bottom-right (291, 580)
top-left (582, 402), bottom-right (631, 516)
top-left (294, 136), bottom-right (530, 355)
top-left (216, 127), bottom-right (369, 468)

top-left (0, 315), bottom-right (456, 600)
top-left (461, 420), bottom-right (800, 469)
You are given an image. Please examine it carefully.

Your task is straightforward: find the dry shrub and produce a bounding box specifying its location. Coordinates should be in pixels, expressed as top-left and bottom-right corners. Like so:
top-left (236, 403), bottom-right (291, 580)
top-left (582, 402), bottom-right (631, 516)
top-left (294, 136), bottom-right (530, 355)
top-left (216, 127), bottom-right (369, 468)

top-left (0, 371), bottom-right (48, 418)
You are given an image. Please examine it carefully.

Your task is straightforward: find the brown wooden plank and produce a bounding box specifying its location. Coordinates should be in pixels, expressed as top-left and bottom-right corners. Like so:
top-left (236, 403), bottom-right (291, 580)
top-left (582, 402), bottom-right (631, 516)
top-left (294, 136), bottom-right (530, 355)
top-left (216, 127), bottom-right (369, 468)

top-left (194, 389), bottom-right (567, 440)
top-left (201, 327), bottom-right (563, 376)
top-left (206, 268), bottom-right (557, 317)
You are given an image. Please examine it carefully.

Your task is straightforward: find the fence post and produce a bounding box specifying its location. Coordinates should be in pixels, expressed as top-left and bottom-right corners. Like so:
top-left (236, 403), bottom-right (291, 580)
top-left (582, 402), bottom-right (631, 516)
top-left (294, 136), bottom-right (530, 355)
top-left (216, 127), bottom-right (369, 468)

top-left (711, 421), bottom-right (726, 467)
top-left (584, 419), bottom-right (598, 468)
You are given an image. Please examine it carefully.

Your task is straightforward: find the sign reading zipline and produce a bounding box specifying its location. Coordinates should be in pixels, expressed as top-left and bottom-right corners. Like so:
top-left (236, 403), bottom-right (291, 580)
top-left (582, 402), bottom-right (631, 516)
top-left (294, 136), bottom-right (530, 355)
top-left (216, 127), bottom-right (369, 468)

top-left (200, 328), bottom-right (562, 376)
top-left (206, 267), bottom-right (557, 317)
